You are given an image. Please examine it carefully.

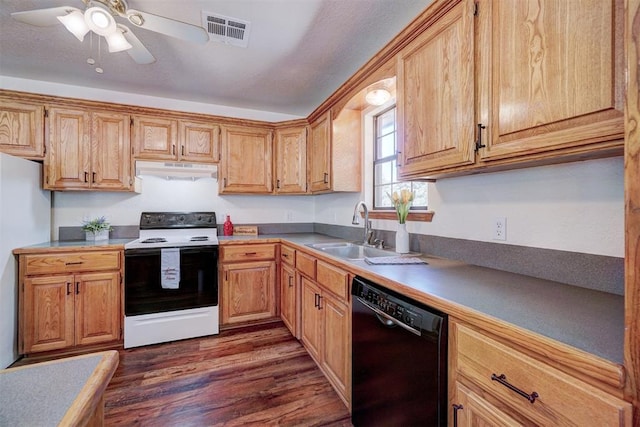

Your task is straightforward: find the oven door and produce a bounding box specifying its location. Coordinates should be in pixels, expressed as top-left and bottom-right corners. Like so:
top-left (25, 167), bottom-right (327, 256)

top-left (124, 246), bottom-right (218, 316)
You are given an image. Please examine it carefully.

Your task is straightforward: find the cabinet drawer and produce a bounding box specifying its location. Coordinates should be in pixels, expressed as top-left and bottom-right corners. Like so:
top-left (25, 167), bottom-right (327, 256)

top-left (23, 251), bottom-right (121, 275)
top-left (280, 245), bottom-right (295, 266)
top-left (316, 260), bottom-right (348, 300)
top-left (296, 251), bottom-right (316, 279)
top-left (221, 244), bottom-right (276, 262)
top-left (455, 323), bottom-right (631, 426)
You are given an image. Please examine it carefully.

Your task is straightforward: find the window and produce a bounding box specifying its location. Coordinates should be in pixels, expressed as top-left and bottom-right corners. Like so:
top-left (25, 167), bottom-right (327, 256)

top-left (373, 106), bottom-right (427, 209)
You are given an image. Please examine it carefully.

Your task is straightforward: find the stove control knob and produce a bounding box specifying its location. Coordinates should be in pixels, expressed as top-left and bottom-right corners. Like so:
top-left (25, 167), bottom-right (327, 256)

top-left (178, 215), bottom-right (185, 222)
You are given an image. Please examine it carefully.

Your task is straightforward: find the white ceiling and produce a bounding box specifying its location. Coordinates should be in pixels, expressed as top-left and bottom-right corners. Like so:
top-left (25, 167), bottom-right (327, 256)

top-left (0, 0), bottom-right (432, 117)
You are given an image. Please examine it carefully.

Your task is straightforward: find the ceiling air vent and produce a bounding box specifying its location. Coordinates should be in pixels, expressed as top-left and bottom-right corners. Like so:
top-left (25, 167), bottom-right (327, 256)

top-left (201, 12), bottom-right (251, 48)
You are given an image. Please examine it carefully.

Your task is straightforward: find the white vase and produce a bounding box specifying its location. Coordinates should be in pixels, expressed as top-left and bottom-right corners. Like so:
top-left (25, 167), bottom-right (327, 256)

top-left (395, 223), bottom-right (409, 254)
top-left (86, 230), bottom-right (109, 241)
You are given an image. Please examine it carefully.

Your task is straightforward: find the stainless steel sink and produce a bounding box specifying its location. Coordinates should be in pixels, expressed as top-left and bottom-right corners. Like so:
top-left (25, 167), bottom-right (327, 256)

top-left (306, 242), bottom-right (395, 260)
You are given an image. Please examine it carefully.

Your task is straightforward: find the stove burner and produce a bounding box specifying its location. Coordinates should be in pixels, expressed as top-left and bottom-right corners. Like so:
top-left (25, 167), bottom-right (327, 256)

top-left (190, 236), bottom-right (209, 241)
top-left (141, 238), bottom-right (167, 243)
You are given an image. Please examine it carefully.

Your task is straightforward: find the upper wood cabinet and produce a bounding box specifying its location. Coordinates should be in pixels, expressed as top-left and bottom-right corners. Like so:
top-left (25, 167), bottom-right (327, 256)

top-left (219, 125), bottom-right (273, 194)
top-left (132, 116), bottom-right (220, 164)
top-left (397, 0), bottom-right (624, 179)
top-left (132, 115), bottom-right (178, 160)
top-left (45, 107), bottom-right (132, 191)
top-left (274, 125), bottom-right (308, 194)
top-left (476, 0), bottom-right (624, 162)
top-left (396, 0), bottom-right (475, 177)
top-left (0, 100), bottom-right (44, 159)
top-left (308, 110), bottom-right (361, 194)
top-left (309, 112), bottom-right (331, 192)
top-left (179, 120), bottom-right (220, 163)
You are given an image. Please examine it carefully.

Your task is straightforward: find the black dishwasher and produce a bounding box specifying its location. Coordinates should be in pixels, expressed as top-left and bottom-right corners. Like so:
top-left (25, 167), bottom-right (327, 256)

top-left (351, 275), bottom-right (447, 426)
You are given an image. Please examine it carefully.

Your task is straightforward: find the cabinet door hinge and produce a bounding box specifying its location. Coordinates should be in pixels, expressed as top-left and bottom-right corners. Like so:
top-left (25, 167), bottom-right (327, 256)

top-left (473, 2), bottom-right (479, 16)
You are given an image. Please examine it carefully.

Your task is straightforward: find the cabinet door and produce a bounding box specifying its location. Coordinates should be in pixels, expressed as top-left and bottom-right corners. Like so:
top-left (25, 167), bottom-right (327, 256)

top-left (75, 271), bottom-right (121, 346)
top-left (280, 263), bottom-right (298, 337)
top-left (274, 125), bottom-right (307, 194)
top-left (221, 260), bottom-right (276, 324)
top-left (92, 111), bottom-right (131, 190)
top-left (0, 100), bottom-right (44, 159)
top-left (46, 107), bottom-right (91, 189)
top-left (396, 0), bottom-right (475, 177)
top-left (219, 125), bottom-right (273, 194)
top-left (179, 120), bottom-right (220, 163)
top-left (321, 294), bottom-right (350, 401)
top-left (23, 275), bottom-right (75, 353)
top-left (300, 277), bottom-right (323, 362)
top-left (132, 115), bottom-right (178, 160)
top-left (453, 382), bottom-right (523, 427)
top-left (477, 0), bottom-right (624, 161)
top-left (308, 112), bottom-right (331, 192)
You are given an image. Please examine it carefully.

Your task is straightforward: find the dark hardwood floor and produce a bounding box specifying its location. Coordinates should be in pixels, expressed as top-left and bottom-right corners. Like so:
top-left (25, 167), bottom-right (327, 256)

top-left (104, 322), bottom-right (352, 426)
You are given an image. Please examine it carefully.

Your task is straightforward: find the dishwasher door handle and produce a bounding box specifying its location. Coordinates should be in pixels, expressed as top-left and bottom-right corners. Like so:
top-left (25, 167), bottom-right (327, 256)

top-left (356, 296), bottom-right (421, 336)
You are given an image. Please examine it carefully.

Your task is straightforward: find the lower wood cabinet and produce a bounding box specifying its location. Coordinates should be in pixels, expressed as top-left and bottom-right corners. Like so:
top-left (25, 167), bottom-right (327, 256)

top-left (299, 258), bottom-right (350, 407)
top-left (220, 244), bottom-right (277, 325)
top-left (450, 320), bottom-right (632, 426)
top-left (280, 261), bottom-right (298, 337)
top-left (18, 250), bottom-right (122, 355)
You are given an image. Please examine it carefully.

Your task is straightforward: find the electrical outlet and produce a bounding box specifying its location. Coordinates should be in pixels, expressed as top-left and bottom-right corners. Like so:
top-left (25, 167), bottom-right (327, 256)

top-left (493, 217), bottom-right (507, 241)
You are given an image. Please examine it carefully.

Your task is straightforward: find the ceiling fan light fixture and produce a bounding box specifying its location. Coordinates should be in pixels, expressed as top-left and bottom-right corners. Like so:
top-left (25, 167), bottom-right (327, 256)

top-left (105, 28), bottom-right (133, 52)
top-left (127, 13), bottom-right (144, 27)
top-left (57, 10), bottom-right (90, 41)
top-left (84, 7), bottom-right (116, 36)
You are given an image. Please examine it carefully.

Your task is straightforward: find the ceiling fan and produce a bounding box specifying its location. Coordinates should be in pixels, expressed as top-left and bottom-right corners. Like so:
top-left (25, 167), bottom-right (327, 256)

top-left (11, 0), bottom-right (209, 65)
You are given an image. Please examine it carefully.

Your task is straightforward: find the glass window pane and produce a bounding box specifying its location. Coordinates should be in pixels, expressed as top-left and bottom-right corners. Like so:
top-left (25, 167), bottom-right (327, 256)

top-left (377, 109), bottom-right (395, 136)
top-left (392, 159), bottom-right (397, 182)
top-left (375, 161), bottom-right (392, 185)
top-left (393, 182), bottom-right (411, 197)
top-left (377, 134), bottom-right (395, 158)
top-left (412, 182), bottom-right (428, 208)
top-left (375, 184), bottom-right (393, 208)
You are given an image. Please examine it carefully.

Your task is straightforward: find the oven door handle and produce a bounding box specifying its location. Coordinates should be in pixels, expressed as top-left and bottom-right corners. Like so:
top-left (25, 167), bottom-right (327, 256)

top-left (355, 296), bottom-right (421, 337)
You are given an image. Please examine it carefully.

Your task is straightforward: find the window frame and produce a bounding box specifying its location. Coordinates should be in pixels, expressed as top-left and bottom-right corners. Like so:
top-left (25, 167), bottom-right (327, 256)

top-left (372, 105), bottom-right (428, 211)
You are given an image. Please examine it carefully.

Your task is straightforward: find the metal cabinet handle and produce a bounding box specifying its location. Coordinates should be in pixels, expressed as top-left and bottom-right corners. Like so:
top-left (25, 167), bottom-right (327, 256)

top-left (245, 252), bottom-right (257, 256)
top-left (314, 293), bottom-right (319, 308)
top-left (323, 172), bottom-right (328, 184)
top-left (92, 172), bottom-right (96, 183)
top-left (491, 373), bottom-right (539, 403)
top-left (276, 179), bottom-right (280, 189)
top-left (288, 276), bottom-right (293, 287)
top-left (75, 282), bottom-right (80, 295)
top-left (396, 151), bottom-right (402, 167)
top-left (475, 123), bottom-right (487, 152)
top-left (172, 144), bottom-right (176, 155)
top-left (65, 261), bottom-right (83, 266)
top-left (66, 282), bottom-right (72, 295)
top-left (452, 404), bottom-right (463, 427)
top-left (317, 294), bottom-right (322, 309)
top-left (181, 145), bottom-right (185, 156)
top-left (84, 172), bottom-right (88, 183)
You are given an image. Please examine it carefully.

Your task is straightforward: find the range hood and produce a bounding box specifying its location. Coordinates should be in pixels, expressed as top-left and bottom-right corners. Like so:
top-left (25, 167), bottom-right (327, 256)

top-left (135, 161), bottom-right (217, 180)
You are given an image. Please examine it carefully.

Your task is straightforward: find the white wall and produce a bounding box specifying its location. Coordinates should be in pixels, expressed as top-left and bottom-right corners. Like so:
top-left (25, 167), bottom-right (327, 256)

top-left (53, 176), bottom-right (314, 238)
top-left (315, 157), bottom-right (624, 258)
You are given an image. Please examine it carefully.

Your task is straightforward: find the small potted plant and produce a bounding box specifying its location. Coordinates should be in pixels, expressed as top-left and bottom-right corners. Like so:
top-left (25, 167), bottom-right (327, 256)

top-left (82, 216), bottom-right (112, 241)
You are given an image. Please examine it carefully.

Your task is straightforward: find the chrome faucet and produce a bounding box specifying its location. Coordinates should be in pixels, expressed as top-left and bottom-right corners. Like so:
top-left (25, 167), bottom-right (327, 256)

top-left (352, 201), bottom-right (374, 245)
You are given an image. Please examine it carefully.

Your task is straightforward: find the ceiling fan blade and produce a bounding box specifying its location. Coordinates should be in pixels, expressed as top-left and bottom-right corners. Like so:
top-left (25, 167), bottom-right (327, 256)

top-left (11, 6), bottom-right (80, 27)
top-left (126, 9), bottom-right (209, 44)
top-left (119, 25), bottom-right (156, 64)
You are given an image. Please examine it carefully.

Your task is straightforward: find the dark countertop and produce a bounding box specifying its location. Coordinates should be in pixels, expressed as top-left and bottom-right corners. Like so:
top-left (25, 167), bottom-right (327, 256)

top-left (15, 234), bottom-right (624, 364)
top-left (0, 351), bottom-right (119, 426)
